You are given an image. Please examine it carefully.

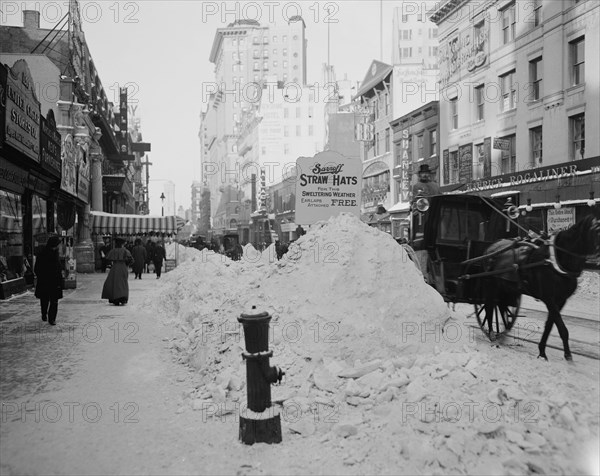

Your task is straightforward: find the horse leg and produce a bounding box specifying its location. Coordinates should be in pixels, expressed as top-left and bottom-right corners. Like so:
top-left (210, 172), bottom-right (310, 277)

top-left (538, 315), bottom-right (554, 361)
top-left (552, 301), bottom-right (572, 361)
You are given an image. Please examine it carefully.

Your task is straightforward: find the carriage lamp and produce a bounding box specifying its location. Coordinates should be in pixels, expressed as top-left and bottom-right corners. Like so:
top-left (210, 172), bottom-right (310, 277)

top-left (525, 199), bottom-right (533, 213)
top-left (588, 191), bottom-right (596, 207)
top-left (553, 195), bottom-right (561, 209)
top-left (415, 197), bottom-right (430, 213)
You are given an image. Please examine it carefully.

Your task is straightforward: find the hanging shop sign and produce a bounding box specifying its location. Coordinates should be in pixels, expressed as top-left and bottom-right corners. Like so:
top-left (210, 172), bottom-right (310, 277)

top-left (483, 137), bottom-right (492, 178)
top-left (60, 134), bottom-right (77, 197)
top-left (493, 137), bottom-right (511, 151)
top-left (39, 110), bottom-right (62, 179)
top-left (0, 157), bottom-right (28, 194)
top-left (4, 60), bottom-right (40, 162)
top-left (0, 63), bottom-right (7, 148)
top-left (398, 129), bottom-right (411, 203)
top-left (547, 207), bottom-right (576, 234)
top-left (103, 175), bottom-right (126, 194)
top-left (439, 21), bottom-right (488, 87)
top-left (295, 151), bottom-right (362, 225)
top-left (118, 87), bottom-right (128, 155)
top-left (442, 149), bottom-right (449, 185)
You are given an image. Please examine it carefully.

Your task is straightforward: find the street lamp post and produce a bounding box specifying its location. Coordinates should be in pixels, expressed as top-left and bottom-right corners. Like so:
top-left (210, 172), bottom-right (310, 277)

top-left (160, 192), bottom-right (166, 217)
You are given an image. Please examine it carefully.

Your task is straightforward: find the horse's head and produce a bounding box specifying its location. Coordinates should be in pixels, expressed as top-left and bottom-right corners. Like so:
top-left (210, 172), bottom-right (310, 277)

top-left (587, 206), bottom-right (600, 254)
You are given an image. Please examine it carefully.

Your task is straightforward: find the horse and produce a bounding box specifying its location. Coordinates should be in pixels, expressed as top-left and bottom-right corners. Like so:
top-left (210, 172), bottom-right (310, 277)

top-left (480, 208), bottom-right (600, 361)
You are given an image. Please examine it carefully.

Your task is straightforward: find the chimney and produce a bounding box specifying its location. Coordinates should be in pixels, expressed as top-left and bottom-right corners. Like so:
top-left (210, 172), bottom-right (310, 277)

top-left (23, 10), bottom-right (40, 29)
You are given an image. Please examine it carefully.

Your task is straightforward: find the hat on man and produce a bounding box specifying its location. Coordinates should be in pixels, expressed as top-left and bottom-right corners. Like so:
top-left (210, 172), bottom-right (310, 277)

top-left (46, 236), bottom-right (61, 248)
top-left (417, 164), bottom-right (434, 175)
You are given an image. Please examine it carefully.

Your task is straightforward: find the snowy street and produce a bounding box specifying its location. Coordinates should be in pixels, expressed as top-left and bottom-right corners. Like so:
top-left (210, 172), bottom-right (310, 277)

top-left (1, 216), bottom-right (599, 475)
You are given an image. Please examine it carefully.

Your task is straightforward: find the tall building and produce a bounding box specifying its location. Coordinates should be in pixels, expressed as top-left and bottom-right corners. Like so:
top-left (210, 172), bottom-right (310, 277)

top-left (201, 17), bottom-right (308, 234)
top-left (430, 0), bottom-right (599, 232)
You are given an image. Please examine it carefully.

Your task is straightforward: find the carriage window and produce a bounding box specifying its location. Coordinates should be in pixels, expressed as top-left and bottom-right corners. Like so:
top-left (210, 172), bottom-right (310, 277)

top-left (439, 206), bottom-right (487, 242)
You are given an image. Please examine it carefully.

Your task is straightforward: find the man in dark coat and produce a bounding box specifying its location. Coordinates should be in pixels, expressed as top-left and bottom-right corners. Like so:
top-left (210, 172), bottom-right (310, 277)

top-left (145, 240), bottom-right (154, 273)
top-left (152, 242), bottom-right (166, 279)
top-left (34, 236), bottom-right (63, 325)
top-left (131, 239), bottom-right (147, 279)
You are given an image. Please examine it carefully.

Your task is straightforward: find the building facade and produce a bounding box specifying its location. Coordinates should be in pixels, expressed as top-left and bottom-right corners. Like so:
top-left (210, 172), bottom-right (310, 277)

top-left (431, 0), bottom-right (599, 231)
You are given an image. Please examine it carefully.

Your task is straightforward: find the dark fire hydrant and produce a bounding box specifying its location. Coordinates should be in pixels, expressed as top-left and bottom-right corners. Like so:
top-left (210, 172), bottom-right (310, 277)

top-left (238, 306), bottom-right (284, 445)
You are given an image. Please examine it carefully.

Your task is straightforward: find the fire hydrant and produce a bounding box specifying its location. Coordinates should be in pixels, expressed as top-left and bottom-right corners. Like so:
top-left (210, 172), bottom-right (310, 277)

top-left (238, 306), bottom-right (284, 445)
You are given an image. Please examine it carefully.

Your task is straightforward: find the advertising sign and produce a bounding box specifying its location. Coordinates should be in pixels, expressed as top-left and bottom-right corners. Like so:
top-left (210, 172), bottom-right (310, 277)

top-left (547, 208), bottom-right (575, 234)
top-left (439, 22), bottom-right (488, 87)
top-left (39, 110), bottom-right (62, 179)
top-left (60, 134), bottom-right (77, 196)
top-left (483, 137), bottom-right (492, 178)
top-left (0, 64), bottom-right (6, 148)
top-left (442, 149), bottom-right (449, 185)
top-left (4, 60), bottom-right (40, 162)
top-left (458, 143), bottom-right (473, 184)
top-left (295, 151), bottom-right (362, 225)
top-left (398, 129), bottom-right (411, 202)
top-left (119, 87), bottom-right (128, 154)
top-left (493, 137), bottom-right (511, 151)
top-left (76, 144), bottom-right (90, 204)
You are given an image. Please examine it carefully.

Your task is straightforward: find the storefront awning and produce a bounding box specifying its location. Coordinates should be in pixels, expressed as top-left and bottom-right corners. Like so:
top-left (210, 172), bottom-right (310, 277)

top-left (90, 212), bottom-right (185, 236)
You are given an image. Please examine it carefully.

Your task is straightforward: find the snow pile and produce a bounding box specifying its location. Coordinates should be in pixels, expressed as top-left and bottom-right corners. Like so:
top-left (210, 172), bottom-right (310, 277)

top-left (145, 214), bottom-right (599, 475)
top-left (576, 270), bottom-right (599, 300)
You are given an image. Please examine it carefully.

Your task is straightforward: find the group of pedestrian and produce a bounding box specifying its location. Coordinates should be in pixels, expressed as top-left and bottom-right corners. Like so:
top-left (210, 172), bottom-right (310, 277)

top-left (34, 235), bottom-right (169, 324)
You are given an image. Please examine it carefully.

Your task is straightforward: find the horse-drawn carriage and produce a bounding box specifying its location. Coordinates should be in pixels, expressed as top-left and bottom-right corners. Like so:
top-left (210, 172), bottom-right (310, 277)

top-left (405, 193), bottom-right (600, 360)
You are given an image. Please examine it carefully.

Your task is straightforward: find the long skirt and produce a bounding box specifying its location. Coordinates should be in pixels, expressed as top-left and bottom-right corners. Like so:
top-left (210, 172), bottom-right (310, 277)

top-left (101, 262), bottom-right (129, 303)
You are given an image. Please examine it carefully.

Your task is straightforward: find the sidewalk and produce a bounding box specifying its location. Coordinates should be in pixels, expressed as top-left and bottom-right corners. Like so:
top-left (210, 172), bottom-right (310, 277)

top-left (0, 272), bottom-right (236, 475)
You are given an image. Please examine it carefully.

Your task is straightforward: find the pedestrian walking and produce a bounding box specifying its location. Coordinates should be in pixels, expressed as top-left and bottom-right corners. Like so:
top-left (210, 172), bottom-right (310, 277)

top-left (145, 240), bottom-right (154, 273)
top-left (131, 239), bottom-right (147, 279)
top-left (101, 237), bottom-right (134, 305)
top-left (99, 238), bottom-right (110, 272)
top-left (153, 242), bottom-right (166, 279)
top-left (34, 236), bottom-right (63, 325)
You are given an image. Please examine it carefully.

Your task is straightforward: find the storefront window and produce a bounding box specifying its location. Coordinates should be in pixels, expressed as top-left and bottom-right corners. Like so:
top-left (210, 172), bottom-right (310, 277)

top-left (0, 191), bottom-right (24, 281)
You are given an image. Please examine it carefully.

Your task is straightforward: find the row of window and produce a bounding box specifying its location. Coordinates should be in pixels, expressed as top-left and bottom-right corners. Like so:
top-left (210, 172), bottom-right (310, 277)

top-left (445, 113), bottom-right (585, 183)
top-left (231, 73), bottom-right (300, 84)
top-left (449, 36), bottom-right (584, 128)
top-left (230, 34), bottom-right (299, 47)
top-left (398, 46), bottom-right (438, 58)
top-left (399, 28), bottom-right (438, 40)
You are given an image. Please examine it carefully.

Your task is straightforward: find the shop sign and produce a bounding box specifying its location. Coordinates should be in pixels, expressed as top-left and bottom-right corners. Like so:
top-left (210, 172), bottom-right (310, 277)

top-left (442, 149), bottom-right (449, 184)
top-left (440, 22), bottom-right (488, 87)
top-left (463, 157), bottom-right (600, 193)
top-left (0, 157), bottom-right (28, 194)
top-left (60, 134), bottom-right (77, 197)
top-left (103, 176), bottom-right (126, 193)
top-left (4, 60), bottom-right (40, 162)
top-left (493, 138), bottom-right (511, 151)
top-left (295, 151), bottom-right (362, 225)
top-left (118, 87), bottom-right (128, 154)
top-left (458, 143), bottom-right (473, 184)
top-left (0, 64), bottom-right (7, 147)
top-left (483, 137), bottom-right (492, 178)
top-left (39, 110), bottom-right (62, 179)
top-left (547, 207), bottom-right (575, 234)
top-left (398, 129), bottom-right (411, 202)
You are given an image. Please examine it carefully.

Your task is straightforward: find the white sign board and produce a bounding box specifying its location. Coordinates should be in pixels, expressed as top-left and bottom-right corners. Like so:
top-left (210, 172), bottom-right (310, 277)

top-left (547, 207), bottom-right (576, 234)
top-left (295, 151), bottom-right (362, 225)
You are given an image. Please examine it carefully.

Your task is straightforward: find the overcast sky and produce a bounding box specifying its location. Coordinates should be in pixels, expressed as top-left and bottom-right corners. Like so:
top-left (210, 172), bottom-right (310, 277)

top-left (3, 0), bottom-right (405, 214)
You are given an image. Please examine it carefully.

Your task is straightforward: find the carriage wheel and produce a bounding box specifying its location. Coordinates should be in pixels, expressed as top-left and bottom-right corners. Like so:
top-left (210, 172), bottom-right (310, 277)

top-left (474, 296), bottom-right (520, 341)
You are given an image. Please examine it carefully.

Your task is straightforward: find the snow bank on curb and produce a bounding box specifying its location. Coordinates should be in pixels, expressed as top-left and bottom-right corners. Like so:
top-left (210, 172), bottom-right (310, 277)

top-left (148, 214), bottom-right (599, 475)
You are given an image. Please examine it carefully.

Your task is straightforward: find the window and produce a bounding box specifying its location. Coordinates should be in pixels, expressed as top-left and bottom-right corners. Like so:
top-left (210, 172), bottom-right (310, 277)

top-left (309, 125), bottom-right (313, 136)
top-left (296, 125), bottom-right (301, 136)
top-left (284, 143), bottom-right (289, 154)
top-left (283, 61), bottom-right (288, 68)
top-left (253, 37), bottom-right (260, 45)
top-left (501, 3), bottom-right (516, 44)
top-left (263, 61), bottom-right (268, 70)
top-left (475, 84), bottom-right (485, 120)
top-left (474, 20), bottom-right (485, 53)
top-left (417, 134), bottom-right (424, 159)
top-left (430, 129), bottom-right (437, 156)
top-left (253, 49), bottom-right (259, 58)
top-left (283, 35), bottom-right (287, 42)
top-left (450, 97), bottom-right (458, 129)
top-left (570, 113), bottom-right (585, 160)
top-left (295, 107), bottom-right (301, 118)
top-left (283, 108), bottom-right (288, 118)
top-left (273, 60), bottom-right (278, 68)
top-left (375, 132), bottom-right (380, 156)
top-left (263, 37), bottom-right (268, 45)
top-left (500, 134), bottom-right (516, 174)
top-left (450, 151), bottom-right (459, 184)
top-left (253, 62), bottom-right (259, 71)
top-left (273, 49), bottom-right (277, 55)
top-left (272, 35), bottom-right (277, 42)
top-left (529, 57), bottom-right (542, 100)
top-left (283, 48), bottom-right (288, 56)
top-left (571, 37), bottom-right (585, 85)
top-left (284, 126), bottom-right (289, 137)
top-left (402, 30), bottom-right (412, 40)
top-left (500, 70), bottom-right (516, 111)
top-left (530, 126), bottom-right (543, 165)
top-left (308, 106), bottom-right (314, 118)
top-left (385, 128), bottom-right (390, 153)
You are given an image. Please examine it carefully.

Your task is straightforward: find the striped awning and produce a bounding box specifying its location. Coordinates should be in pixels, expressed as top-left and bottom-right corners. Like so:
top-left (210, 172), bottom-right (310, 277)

top-left (90, 212), bottom-right (186, 236)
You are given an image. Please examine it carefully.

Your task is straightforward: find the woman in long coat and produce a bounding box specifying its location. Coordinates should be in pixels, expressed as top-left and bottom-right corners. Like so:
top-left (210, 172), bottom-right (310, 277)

top-left (35, 235), bottom-right (63, 325)
top-left (131, 239), bottom-right (147, 279)
top-left (101, 237), bottom-right (133, 305)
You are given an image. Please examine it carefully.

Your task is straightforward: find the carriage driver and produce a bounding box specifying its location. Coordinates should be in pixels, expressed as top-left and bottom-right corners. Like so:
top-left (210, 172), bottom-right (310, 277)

top-left (412, 164), bottom-right (441, 198)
